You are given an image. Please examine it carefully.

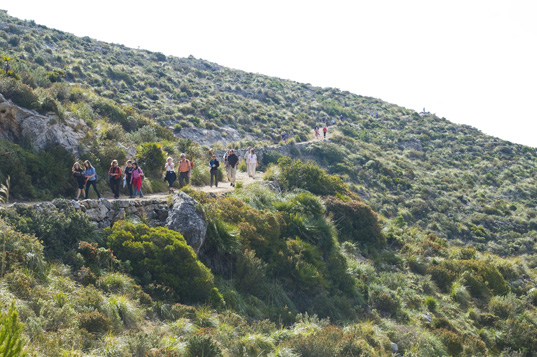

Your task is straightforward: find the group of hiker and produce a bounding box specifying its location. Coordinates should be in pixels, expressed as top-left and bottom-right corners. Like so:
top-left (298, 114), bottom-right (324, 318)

top-left (71, 159), bottom-right (144, 201)
top-left (71, 148), bottom-right (259, 200)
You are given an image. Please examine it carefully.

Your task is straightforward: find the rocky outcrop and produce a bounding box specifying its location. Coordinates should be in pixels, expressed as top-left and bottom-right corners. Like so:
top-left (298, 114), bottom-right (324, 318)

top-left (0, 94), bottom-right (87, 155)
top-left (165, 192), bottom-right (207, 254)
top-left (1, 192), bottom-right (209, 253)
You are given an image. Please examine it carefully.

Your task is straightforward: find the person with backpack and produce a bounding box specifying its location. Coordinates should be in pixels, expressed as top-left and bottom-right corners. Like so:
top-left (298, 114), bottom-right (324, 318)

top-left (72, 161), bottom-right (86, 201)
top-left (164, 157), bottom-right (177, 194)
top-left (108, 160), bottom-right (122, 199)
top-left (130, 162), bottom-right (144, 198)
top-left (227, 149), bottom-right (239, 187)
top-left (209, 154), bottom-right (220, 187)
top-left (247, 149), bottom-right (257, 178)
top-left (84, 160), bottom-right (102, 200)
top-left (177, 153), bottom-right (191, 188)
top-left (124, 160), bottom-right (134, 198)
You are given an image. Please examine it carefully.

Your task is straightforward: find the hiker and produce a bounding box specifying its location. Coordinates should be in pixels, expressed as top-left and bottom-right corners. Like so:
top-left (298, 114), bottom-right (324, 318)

top-left (72, 162), bottom-right (86, 201)
top-left (108, 159), bottom-right (122, 199)
top-left (244, 147), bottom-right (251, 166)
top-left (124, 160), bottom-right (134, 198)
top-left (209, 154), bottom-right (220, 187)
top-left (247, 149), bottom-right (257, 178)
top-left (332, 118), bottom-right (336, 125)
top-left (223, 150), bottom-right (231, 182)
top-left (130, 162), bottom-right (144, 198)
top-left (84, 160), bottom-right (102, 200)
top-left (314, 126), bottom-right (320, 139)
top-left (227, 149), bottom-right (239, 187)
top-left (164, 157), bottom-right (176, 193)
top-left (177, 153), bottom-right (191, 188)
top-left (281, 131), bottom-right (287, 143)
top-left (323, 126), bottom-right (327, 139)
top-left (123, 160), bottom-right (133, 198)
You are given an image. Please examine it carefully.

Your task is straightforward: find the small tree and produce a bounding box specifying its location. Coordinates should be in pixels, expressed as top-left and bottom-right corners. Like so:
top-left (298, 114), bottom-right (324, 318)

top-left (138, 142), bottom-right (166, 178)
top-left (0, 302), bottom-right (28, 356)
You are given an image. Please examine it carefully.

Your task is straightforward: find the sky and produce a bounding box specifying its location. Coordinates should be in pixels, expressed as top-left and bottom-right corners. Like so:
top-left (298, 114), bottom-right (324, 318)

top-left (3, 0), bottom-right (537, 147)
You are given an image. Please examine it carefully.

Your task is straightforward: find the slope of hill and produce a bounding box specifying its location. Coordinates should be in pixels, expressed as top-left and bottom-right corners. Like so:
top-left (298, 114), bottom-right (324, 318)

top-left (1, 10), bottom-right (537, 356)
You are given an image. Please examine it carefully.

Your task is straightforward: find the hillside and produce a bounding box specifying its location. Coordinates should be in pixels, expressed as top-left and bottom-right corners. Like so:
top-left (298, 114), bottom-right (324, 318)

top-left (1, 10), bottom-right (537, 356)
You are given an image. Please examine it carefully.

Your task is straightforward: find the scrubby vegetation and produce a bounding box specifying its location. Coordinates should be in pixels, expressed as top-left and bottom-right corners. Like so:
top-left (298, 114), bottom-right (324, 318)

top-left (0, 10), bottom-right (537, 355)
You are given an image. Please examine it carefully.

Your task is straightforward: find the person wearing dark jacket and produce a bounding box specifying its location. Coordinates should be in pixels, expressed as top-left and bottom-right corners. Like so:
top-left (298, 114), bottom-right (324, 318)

top-left (227, 150), bottom-right (239, 187)
top-left (72, 162), bottom-right (86, 201)
top-left (124, 160), bottom-right (134, 198)
top-left (108, 159), bottom-right (122, 199)
top-left (209, 155), bottom-right (220, 187)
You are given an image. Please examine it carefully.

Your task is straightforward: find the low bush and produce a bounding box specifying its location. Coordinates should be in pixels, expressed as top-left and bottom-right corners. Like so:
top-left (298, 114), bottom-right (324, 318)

top-left (324, 196), bottom-right (385, 249)
top-left (105, 221), bottom-right (217, 303)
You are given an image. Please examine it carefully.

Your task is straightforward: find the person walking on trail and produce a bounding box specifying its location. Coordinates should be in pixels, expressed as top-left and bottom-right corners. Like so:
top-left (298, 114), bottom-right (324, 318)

top-left (323, 126), bottom-right (328, 139)
top-left (108, 160), bottom-right (122, 199)
top-left (177, 153), bottom-right (191, 188)
top-left (72, 162), bottom-right (86, 201)
top-left (244, 147), bottom-right (251, 167)
top-left (83, 160), bottom-right (102, 200)
top-left (223, 150), bottom-right (231, 182)
top-left (209, 154), bottom-right (220, 187)
top-left (247, 149), bottom-right (257, 178)
top-left (314, 126), bottom-right (320, 139)
top-left (124, 160), bottom-right (134, 198)
top-left (131, 162), bottom-right (144, 198)
top-left (227, 149), bottom-right (239, 187)
top-left (164, 157), bottom-right (176, 194)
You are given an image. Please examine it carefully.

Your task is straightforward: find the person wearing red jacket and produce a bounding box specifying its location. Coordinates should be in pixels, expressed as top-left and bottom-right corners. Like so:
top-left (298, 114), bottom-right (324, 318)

top-left (108, 159), bottom-right (122, 199)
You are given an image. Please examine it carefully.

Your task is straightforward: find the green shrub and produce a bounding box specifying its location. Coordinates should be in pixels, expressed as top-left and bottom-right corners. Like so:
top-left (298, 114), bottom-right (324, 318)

top-left (437, 328), bottom-right (463, 356)
top-left (77, 311), bottom-right (111, 333)
top-left (105, 221), bottom-right (217, 303)
top-left (424, 296), bottom-right (437, 311)
top-left (0, 77), bottom-right (39, 109)
top-left (1, 201), bottom-right (99, 260)
top-left (276, 157), bottom-right (349, 196)
top-left (138, 142), bottom-right (166, 178)
top-left (186, 330), bottom-right (222, 357)
top-left (324, 196), bottom-right (385, 249)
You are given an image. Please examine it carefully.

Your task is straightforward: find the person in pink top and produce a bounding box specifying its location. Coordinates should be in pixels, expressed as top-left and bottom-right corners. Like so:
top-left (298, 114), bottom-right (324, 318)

top-left (130, 162), bottom-right (144, 198)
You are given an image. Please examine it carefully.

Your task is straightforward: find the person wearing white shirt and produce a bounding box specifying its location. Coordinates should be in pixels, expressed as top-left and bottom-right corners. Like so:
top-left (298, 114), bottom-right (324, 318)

top-left (247, 149), bottom-right (257, 178)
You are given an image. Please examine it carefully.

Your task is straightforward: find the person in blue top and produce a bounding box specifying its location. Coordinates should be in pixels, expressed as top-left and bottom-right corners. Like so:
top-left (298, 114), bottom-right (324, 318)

top-left (209, 154), bottom-right (220, 187)
top-left (84, 160), bottom-right (102, 200)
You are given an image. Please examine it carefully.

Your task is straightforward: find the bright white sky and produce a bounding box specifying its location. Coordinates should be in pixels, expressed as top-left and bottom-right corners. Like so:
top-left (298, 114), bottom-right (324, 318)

top-left (3, 1), bottom-right (537, 147)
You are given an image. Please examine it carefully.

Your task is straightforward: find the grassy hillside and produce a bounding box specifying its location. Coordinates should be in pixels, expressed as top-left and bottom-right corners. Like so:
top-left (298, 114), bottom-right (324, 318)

top-left (1, 10), bottom-right (537, 355)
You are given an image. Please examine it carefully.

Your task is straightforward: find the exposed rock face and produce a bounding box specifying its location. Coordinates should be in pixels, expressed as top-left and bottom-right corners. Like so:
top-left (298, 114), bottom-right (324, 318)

top-left (165, 192), bottom-right (207, 254)
top-left (0, 94), bottom-right (87, 155)
top-left (176, 126), bottom-right (256, 147)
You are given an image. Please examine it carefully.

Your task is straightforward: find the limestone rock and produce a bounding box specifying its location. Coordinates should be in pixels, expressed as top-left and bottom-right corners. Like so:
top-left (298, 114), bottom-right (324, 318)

top-left (165, 192), bottom-right (207, 254)
top-left (0, 97), bottom-right (87, 155)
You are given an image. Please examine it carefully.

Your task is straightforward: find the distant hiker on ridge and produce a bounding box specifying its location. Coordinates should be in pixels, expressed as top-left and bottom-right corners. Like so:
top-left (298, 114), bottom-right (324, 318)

top-left (108, 159), bottom-right (122, 199)
top-left (72, 162), bottom-right (86, 201)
